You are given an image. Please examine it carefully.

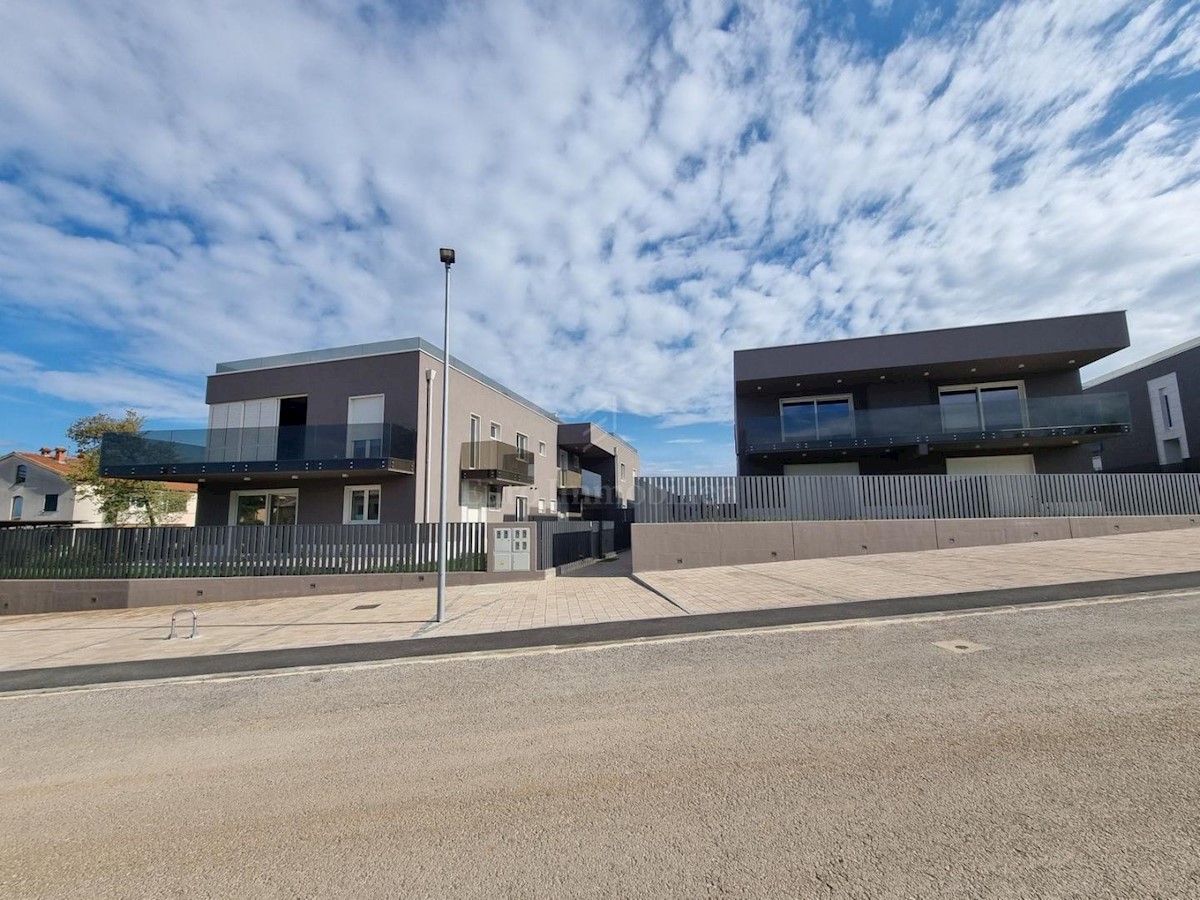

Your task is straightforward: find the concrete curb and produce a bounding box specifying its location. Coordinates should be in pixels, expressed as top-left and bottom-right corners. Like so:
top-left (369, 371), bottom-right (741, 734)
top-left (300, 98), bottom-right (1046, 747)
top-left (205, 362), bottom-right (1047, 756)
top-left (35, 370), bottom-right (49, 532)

top-left (4, 570), bottom-right (1200, 693)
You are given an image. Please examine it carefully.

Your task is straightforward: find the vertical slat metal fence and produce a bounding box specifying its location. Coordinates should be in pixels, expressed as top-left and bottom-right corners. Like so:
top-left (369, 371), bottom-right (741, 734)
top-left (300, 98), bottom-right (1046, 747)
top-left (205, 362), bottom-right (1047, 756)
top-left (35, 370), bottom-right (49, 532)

top-left (635, 474), bottom-right (1200, 523)
top-left (0, 522), bottom-right (488, 580)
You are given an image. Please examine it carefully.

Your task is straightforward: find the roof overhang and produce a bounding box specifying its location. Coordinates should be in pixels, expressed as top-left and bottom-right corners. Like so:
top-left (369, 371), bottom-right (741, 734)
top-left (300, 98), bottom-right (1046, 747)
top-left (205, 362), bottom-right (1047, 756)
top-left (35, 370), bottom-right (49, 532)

top-left (735, 312), bottom-right (1129, 396)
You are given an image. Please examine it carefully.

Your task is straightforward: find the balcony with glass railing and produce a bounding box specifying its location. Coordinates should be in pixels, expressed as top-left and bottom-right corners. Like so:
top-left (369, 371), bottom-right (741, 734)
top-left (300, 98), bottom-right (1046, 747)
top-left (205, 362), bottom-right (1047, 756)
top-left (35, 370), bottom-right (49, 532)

top-left (99, 423), bottom-right (418, 479)
top-left (461, 439), bottom-right (535, 485)
top-left (741, 392), bottom-right (1131, 455)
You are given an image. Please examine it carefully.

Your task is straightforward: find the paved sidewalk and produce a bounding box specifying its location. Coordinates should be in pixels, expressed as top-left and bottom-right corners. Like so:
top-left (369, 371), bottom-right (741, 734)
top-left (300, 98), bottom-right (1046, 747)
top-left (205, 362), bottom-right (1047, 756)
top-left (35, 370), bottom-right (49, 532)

top-left (639, 528), bottom-right (1200, 615)
top-left (2, 529), bottom-right (1199, 674)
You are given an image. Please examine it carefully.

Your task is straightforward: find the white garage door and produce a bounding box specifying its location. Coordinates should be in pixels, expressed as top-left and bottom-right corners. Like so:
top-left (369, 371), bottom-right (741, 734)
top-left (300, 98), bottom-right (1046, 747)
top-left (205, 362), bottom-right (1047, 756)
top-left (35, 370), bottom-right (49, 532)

top-left (945, 454), bottom-right (1036, 475)
top-left (783, 462), bottom-right (861, 476)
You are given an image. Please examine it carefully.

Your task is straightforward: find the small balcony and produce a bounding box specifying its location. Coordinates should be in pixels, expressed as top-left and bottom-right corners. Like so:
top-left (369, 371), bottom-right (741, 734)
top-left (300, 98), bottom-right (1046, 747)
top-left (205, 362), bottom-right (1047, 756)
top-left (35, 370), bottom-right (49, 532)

top-left (741, 392), bottom-right (1131, 456)
top-left (99, 424), bottom-right (418, 480)
top-left (461, 440), bottom-right (534, 486)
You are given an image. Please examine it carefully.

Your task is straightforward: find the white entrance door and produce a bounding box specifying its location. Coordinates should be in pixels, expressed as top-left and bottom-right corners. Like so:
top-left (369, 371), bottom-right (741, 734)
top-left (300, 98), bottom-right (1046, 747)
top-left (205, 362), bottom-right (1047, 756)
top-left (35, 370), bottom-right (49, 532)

top-left (945, 455), bottom-right (1036, 475)
top-left (783, 462), bottom-right (861, 476)
top-left (460, 481), bottom-right (486, 522)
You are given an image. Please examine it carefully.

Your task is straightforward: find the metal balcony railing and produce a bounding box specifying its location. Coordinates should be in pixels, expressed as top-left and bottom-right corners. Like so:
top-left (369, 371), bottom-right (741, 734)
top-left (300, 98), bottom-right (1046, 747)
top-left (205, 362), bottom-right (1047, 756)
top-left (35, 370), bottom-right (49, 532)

top-left (741, 392), bottom-right (1131, 454)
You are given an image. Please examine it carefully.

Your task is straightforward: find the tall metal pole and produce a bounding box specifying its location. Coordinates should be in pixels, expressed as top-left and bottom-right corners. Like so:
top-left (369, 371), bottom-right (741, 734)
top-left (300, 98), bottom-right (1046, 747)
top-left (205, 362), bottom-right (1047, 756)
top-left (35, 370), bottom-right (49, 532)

top-left (436, 249), bottom-right (455, 623)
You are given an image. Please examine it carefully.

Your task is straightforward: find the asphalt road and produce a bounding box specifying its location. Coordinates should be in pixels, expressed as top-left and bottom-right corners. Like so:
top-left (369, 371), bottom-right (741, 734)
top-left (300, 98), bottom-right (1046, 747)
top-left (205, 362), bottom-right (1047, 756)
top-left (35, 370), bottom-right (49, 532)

top-left (3, 592), bottom-right (1199, 899)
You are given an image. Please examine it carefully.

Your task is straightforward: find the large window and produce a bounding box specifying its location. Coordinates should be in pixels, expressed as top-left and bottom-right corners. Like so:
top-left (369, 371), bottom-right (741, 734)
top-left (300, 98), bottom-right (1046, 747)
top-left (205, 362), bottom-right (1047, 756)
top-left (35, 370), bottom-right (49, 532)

top-left (209, 398), bottom-right (280, 462)
top-left (347, 395), bottom-right (385, 458)
top-left (43, 494), bottom-right (59, 513)
top-left (344, 485), bottom-right (381, 524)
top-left (469, 415), bottom-right (482, 467)
top-left (780, 395), bottom-right (855, 440)
top-left (939, 382), bottom-right (1025, 432)
top-left (230, 489), bottom-right (298, 525)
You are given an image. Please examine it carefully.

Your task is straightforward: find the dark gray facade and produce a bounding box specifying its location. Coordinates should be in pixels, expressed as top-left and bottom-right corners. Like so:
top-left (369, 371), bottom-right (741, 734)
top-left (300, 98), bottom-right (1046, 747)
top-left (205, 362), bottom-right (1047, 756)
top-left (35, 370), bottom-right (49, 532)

top-left (735, 312), bottom-right (1132, 476)
top-left (1083, 336), bottom-right (1200, 473)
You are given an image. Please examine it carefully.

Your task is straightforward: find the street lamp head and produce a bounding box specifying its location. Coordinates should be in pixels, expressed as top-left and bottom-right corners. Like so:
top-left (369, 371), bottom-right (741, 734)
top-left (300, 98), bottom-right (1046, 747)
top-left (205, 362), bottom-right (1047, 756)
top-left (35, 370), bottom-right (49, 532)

top-left (439, 248), bottom-right (456, 266)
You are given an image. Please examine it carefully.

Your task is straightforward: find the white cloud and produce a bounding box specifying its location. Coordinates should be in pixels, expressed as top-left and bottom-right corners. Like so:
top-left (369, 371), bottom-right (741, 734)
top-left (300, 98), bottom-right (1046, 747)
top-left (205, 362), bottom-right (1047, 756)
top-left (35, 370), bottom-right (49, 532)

top-left (0, 0), bottom-right (1196, 428)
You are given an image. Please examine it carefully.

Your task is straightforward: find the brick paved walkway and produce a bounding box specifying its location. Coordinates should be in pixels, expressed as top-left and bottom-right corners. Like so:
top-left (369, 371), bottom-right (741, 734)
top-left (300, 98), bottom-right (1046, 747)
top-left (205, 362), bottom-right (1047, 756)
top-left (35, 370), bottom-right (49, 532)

top-left (1, 528), bottom-right (1198, 673)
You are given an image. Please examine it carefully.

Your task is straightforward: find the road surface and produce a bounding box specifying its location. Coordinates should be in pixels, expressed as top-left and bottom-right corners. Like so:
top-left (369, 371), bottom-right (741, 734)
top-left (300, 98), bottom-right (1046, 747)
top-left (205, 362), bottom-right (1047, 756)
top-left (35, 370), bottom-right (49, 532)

top-left (3, 592), bottom-right (1199, 898)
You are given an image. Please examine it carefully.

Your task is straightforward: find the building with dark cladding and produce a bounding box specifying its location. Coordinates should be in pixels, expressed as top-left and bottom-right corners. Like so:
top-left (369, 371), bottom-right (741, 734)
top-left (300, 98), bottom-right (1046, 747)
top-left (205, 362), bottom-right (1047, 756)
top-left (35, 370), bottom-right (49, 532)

top-left (734, 312), bottom-right (1132, 476)
top-left (99, 339), bottom-right (637, 526)
top-left (1083, 335), bottom-right (1200, 473)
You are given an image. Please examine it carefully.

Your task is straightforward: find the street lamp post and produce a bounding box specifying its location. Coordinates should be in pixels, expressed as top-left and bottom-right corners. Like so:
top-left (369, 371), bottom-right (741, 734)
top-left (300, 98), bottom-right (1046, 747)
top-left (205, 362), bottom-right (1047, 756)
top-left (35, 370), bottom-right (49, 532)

top-left (436, 247), bottom-right (455, 623)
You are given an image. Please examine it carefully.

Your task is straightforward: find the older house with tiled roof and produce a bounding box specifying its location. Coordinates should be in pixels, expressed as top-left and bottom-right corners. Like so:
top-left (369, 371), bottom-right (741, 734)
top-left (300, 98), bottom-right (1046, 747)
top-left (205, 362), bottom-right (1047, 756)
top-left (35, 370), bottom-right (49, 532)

top-left (1, 447), bottom-right (196, 527)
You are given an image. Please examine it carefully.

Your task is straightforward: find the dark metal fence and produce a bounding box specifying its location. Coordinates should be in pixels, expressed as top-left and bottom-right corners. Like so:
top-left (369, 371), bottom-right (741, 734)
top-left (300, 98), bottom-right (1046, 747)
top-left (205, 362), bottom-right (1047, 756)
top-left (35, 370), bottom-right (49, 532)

top-left (0, 523), bottom-right (488, 580)
top-left (636, 474), bottom-right (1200, 523)
top-left (536, 521), bottom-right (616, 570)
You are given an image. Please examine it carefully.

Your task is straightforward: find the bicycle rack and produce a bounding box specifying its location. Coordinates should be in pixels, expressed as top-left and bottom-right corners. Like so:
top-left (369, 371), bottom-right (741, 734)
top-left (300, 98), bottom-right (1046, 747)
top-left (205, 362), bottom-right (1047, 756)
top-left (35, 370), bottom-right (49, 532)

top-left (168, 608), bottom-right (198, 640)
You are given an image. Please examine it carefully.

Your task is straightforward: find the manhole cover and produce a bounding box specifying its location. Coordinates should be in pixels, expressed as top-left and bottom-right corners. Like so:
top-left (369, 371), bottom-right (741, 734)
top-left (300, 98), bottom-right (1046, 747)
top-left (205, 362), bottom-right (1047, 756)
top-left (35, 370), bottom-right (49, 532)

top-left (353, 603), bottom-right (381, 610)
top-left (933, 639), bottom-right (988, 655)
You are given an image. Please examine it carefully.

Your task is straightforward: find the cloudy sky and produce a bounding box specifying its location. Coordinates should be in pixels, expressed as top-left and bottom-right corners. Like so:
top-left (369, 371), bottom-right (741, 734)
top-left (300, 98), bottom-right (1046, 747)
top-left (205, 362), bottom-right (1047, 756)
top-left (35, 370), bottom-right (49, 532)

top-left (1, 0), bottom-right (1198, 474)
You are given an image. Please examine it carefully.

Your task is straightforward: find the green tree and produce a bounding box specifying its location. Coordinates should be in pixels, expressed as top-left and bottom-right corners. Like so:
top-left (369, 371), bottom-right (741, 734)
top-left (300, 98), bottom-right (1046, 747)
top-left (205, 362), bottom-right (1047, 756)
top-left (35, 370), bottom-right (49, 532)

top-left (66, 410), bottom-right (190, 526)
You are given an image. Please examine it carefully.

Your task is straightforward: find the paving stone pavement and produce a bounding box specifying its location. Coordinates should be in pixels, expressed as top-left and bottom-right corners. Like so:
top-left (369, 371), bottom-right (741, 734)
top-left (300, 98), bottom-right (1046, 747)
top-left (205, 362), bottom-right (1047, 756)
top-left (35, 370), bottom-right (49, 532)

top-left (638, 528), bottom-right (1200, 614)
top-left (1, 529), bottom-right (1199, 673)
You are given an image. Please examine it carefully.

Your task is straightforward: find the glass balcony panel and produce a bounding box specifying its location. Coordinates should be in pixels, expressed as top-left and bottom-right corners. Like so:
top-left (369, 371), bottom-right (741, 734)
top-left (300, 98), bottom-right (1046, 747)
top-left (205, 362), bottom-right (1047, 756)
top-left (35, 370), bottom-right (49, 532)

top-left (460, 439), bottom-right (535, 485)
top-left (939, 390), bottom-right (982, 431)
top-left (742, 392), bottom-right (1131, 454)
top-left (99, 423), bottom-right (417, 473)
top-left (781, 402), bottom-right (818, 440)
top-left (980, 386), bottom-right (1024, 430)
top-left (816, 399), bottom-right (854, 436)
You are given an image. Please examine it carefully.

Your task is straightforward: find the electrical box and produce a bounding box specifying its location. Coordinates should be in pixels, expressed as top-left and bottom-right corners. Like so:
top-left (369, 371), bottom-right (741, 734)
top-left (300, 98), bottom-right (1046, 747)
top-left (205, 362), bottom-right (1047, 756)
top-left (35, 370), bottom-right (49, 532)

top-left (493, 526), bottom-right (531, 572)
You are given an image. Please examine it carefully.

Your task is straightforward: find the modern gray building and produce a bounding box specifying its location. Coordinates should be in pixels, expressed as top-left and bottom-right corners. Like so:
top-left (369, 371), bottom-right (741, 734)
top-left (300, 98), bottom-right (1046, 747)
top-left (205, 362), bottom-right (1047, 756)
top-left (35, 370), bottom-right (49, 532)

top-left (734, 312), bottom-right (1133, 476)
top-left (1083, 334), bottom-right (1200, 473)
top-left (100, 339), bottom-right (638, 526)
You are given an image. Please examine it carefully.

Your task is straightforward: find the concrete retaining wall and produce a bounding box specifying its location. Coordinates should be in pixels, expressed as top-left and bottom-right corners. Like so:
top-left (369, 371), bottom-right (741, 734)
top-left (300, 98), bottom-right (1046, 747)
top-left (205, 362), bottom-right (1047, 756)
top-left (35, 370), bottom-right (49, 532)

top-left (631, 515), bottom-right (1200, 573)
top-left (0, 569), bottom-right (547, 617)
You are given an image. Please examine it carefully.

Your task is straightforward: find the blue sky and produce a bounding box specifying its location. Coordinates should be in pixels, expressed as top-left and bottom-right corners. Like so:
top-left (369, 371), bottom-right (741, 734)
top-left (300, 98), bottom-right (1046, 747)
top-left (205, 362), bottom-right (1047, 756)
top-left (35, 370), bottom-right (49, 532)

top-left (1, 0), bottom-right (1198, 474)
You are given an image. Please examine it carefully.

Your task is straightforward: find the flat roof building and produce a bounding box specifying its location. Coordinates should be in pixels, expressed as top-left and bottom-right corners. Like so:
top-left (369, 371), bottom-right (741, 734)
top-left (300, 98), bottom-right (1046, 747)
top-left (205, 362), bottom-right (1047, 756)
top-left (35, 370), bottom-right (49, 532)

top-left (734, 311), bottom-right (1132, 476)
top-left (101, 339), bottom-right (638, 526)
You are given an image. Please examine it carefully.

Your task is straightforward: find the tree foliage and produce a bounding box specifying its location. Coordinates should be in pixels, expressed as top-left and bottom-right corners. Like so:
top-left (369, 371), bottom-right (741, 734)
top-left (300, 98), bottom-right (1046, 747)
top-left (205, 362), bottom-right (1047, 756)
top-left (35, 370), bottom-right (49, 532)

top-left (65, 410), bottom-right (190, 526)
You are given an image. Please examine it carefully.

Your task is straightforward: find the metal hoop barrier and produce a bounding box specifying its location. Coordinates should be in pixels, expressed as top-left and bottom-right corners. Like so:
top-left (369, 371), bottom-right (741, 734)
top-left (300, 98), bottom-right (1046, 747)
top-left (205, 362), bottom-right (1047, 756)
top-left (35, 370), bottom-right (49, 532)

top-left (168, 608), bottom-right (198, 640)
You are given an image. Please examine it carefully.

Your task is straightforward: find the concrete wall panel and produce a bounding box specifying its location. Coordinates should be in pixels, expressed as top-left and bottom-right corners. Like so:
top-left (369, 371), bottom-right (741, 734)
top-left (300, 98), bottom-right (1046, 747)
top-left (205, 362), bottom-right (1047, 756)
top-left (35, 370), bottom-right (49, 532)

top-left (1, 569), bottom-right (547, 617)
top-left (632, 516), bottom-right (1199, 573)
top-left (717, 522), bottom-right (795, 566)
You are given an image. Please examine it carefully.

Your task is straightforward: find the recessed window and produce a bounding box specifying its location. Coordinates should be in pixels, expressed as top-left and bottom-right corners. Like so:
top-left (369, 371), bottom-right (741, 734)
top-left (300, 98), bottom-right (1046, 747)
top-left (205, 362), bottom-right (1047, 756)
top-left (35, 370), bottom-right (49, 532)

top-left (14, 464), bottom-right (27, 484)
top-left (515, 432), bottom-right (529, 460)
top-left (780, 395), bottom-right (855, 440)
top-left (11, 496), bottom-right (23, 520)
top-left (487, 486), bottom-right (502, 510)
top-left (344, 485), bottom-right (381, 524)
top-left (938, 382), bottom-right (1025, 432)
top-left (537, 498), bottom-right (546, 514)
top-left (538, 441), bottom-right (546, 456)
top-left (43, 494), bottom-right (59, 513)
top-left (514, 496), bottom-right (528, 520)
top-left (347, 395), bottom-right (385, 458)
top-left (620, 463), bottom-right (626, 482)
top-left (490, 422), bottom-right (501, 440)
top-left (469, 414), bottom-right (482, 467)
top-left (230, 489), bottom-right (298, 526)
